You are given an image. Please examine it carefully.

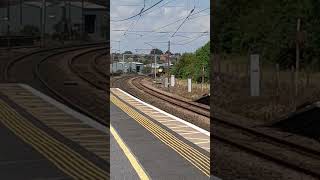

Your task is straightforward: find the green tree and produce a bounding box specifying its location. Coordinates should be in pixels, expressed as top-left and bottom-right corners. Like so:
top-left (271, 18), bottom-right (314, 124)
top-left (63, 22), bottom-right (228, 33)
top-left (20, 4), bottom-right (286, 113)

top-left (150, 48), bottom-right (163, 55)
top-left (171, 41), bottom-right (210, 82)
top-left (124, 51), bottom-right (133, 54)
top-left (215, 0), bottom-right (320, 69)
top-left (20, 25), bottom-right (39, 36)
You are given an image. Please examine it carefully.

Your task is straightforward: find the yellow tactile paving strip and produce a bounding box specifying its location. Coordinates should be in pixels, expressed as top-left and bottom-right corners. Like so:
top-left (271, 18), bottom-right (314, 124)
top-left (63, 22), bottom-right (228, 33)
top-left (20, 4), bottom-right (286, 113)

top-left (0, 84), bottom-right (108, 160)
top-left (111, 93), bottom-right (210, 176)
top-left (0, 99), bottom-right (106, 179)
top-left (111, 88), bottom-right (210, 152)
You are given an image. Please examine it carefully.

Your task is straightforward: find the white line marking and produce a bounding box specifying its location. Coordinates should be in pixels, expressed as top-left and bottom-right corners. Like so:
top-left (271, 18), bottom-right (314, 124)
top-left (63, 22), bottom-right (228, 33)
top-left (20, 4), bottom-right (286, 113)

top-left (179, 132), bottom-right (201, 135)
top-left (194, 141), bottom-right (210, 145)
top-left (115, 88), bottom-right (210, 136)
top-left (169, 126), bottom-right (189, 129)
top-left (162, 122), bottom-right (182, 126)
top-left (185, 137), bottom-right (209, 140)
top-left (157, 120), bottom-right (177, 123)
top-left (174, 129), bottom-right (199, 133)
top-left (19, 84), bottom-right (107, 133)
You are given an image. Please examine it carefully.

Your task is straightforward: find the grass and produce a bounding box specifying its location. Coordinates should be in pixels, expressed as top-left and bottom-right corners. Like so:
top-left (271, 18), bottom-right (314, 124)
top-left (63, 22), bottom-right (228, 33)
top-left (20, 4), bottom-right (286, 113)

top-left (214, 55), bottom-right (320, 122)
top-left (152, 77), bottom-right (210, 101)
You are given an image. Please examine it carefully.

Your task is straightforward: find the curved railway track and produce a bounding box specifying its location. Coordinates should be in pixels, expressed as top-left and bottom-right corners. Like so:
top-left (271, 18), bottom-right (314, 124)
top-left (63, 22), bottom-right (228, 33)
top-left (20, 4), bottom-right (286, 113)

top-left (68, 47), bottom-right (107, 91)
top-left (114, 75), bottom-right (320, 178)
top-left (5, 43), bottom-right (110, 178)
top-left (132, 76), bottom-right (210, 117)
top-left (5, 42), bottom-right (108, 126)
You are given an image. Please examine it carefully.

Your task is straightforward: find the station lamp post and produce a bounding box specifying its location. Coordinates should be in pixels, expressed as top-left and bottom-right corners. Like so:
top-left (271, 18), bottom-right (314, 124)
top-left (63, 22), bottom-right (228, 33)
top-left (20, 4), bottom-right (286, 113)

top-left (144, 43), bottom-right (159, 82)
top-left (41, 0), bottom-right (46, 48)
top-left (1, 17), bottom-right (10, 57)
top-left (81, 0), bottom-right (85, 41)
top-left (6, 0), bottom-right (10, 53)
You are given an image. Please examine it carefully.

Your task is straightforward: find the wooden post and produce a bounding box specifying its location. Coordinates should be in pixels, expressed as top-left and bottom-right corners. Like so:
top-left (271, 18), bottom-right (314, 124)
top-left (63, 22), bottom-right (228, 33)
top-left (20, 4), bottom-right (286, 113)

top-left (218, 54), bottom-right (221, 80)
top-left (275, 64), bottom-right (280, 109)
top-left (167, 41), bottom-right (170, 91)
top-left (188, 78), bottom-right (192, 93)
top-left (235, 64), bottom-right (239, 79)
top-left (295, 18), bottom-right (301, 110)
top-left (201, 65), bottom-right (205, 92)
top-left (291, 66), bottom-right (296, 111)
top-left (226, 63), bottom-right (229, 74)
top-left (306, 67), bottom-right (311, 87)
top-left (250, 54), bottom-right (260, 96)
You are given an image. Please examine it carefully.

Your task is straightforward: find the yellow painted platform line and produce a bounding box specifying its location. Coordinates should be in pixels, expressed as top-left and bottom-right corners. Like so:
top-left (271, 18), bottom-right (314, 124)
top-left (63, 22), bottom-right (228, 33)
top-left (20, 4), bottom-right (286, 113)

top-left (0, 99), bottom-right (107, 180)
top-left (111, 94), bottom-right (210, 176)
top-left (110, 125), bottom-right (150, 180)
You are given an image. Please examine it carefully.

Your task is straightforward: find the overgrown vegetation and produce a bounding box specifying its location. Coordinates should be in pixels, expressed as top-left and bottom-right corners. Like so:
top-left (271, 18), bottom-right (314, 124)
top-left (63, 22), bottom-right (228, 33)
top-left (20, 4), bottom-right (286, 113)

top-left (216, 0), bottom-right (320, 69)
top-left (171, 41), bottom-right (210, 82)
top-left (20, 25), bottom-right (39, 36)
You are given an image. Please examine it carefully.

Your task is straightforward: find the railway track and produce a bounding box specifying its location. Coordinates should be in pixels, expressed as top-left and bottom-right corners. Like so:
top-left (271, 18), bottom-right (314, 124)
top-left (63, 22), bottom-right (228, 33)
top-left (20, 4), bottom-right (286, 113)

top-left (4, 42), bottom-right (108, 125)
top-left (115, 75), bottom-right (320, 178)
top-left (5, 43), bottom-right (110, 177)
top-left (132, 76), bottom-right (210, 117)
top-left (4, 42), bottom-right (108, 121)
top-left (68, 47), bottom-right (107, 91)
top-left (35, 44), bottom-right (108, 125)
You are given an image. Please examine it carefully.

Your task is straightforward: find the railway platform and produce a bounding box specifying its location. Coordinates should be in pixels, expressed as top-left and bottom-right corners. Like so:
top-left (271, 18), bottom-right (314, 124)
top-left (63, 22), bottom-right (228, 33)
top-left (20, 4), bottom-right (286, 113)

top-left (110, 88), bottom-right (212, 179)
top-left (0, 83), bottom-right (108, 179)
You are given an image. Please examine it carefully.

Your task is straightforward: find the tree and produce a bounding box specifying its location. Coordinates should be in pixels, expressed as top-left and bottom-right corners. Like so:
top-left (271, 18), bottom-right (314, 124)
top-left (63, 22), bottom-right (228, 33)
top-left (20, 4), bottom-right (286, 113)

top-left (133, 55), bottom-right (139, 62)
top-left (215, 0), bottom-right (320, 68)
top-left (171, 41), bottom-right (210, 82)
top-left (150, 48), bottom-right (163, 55)
top-left (165, 50), bottom-right (173, 55)
top-left (20, 25), bottom-right (39, 36)
top-left (124, 51), bottom-right (133, 54)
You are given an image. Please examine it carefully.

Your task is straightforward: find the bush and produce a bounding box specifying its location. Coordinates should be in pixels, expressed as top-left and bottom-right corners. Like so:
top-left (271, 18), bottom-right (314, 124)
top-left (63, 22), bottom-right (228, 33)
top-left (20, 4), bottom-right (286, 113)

top-left (20, 25), bottom-right (39, 36)
top-left (171, 41), bottom-right (210, 82)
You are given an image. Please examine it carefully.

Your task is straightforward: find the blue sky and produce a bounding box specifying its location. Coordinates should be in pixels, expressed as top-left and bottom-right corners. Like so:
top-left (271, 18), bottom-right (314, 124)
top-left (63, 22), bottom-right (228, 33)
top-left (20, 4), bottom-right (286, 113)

top-left (110, 0), bottom-right (210, 54)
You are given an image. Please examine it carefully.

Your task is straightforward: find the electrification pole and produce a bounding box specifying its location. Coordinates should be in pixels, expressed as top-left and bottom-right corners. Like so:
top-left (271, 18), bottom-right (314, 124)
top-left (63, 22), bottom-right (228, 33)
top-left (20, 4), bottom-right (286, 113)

top-left (294, 18), bottom-right (301, 111)
top-left (20, 0), bottom-right (23, 27)
top-left (81, 0), bottom-right (84, 40)
top-left (167, 40), bottom-right (170, 90)
top-left (41, 0), bottom-right (46, 48)
top-left (7, 0), bottom-right (11, 55)
top-left (154, 49), bottom-right (157, 81)
top-left (68, 0), bottom-right (71, 40)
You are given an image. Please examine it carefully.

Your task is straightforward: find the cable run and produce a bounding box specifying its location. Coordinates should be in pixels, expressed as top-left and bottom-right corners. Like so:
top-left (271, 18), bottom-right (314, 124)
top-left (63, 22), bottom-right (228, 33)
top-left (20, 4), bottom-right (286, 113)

top-left (111, 0), bottom-right (164, 22)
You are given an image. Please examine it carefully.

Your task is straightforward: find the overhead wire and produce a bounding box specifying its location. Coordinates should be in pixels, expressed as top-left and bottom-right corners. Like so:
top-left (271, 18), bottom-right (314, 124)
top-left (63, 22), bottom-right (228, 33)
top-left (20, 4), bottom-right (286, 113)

top-left (117, 0), bottom-right (146, 50)
top-left (134, 7), bottom-right (209, 40)
top-left (111, 0), bottom-right (209, 53)
top-left (171, 31), bottom-right (209, 45)
top-left (170, 5), bottom-right (195, 38)
top-left (111, 0), bottom-right (164, 22)
top-left (112, 30), bottom-right (209, 33)
top-left (111, 7), bottom-right (209, 43)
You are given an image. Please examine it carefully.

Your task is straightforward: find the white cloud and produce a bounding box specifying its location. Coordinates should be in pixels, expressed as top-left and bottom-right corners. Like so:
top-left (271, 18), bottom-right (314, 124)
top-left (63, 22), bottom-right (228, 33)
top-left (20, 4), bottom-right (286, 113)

top-left (110, 0), bottom-right (210, 53)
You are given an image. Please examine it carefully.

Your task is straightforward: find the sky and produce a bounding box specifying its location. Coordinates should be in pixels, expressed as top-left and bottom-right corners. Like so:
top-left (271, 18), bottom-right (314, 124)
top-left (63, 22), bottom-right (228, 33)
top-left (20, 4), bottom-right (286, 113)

top-left (110, 0), bottom-right (210, 54)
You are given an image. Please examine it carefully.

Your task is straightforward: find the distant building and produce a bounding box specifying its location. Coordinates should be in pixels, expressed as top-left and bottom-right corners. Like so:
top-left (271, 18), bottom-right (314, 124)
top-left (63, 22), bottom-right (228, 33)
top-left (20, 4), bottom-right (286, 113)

top-left (0, 1), bottom-right (106, 40)
top-left (111, 62), bottom-right (144, 74)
